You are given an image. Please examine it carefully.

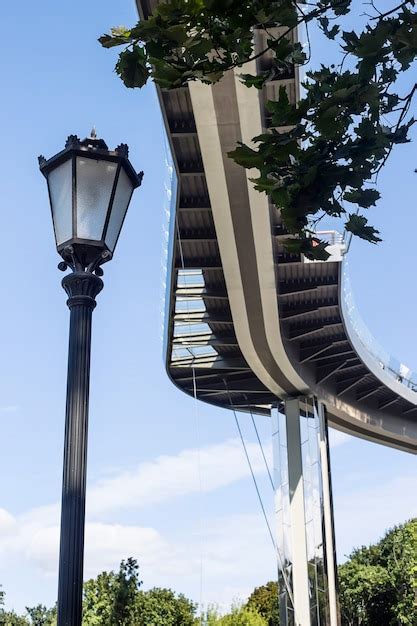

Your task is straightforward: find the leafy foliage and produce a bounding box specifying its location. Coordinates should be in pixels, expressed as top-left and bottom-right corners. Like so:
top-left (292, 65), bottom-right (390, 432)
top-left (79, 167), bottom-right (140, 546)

top-left (25, 605), bottom-right (56, 626)
top-left (100, 0), bottom-right (417, 259)
top-left (246, 581), bottom-right (279, 626)
top-left (135, 588), bottom-right (196, 625)
top-left (83, 558), bottom-right (142, 626)
top-left (339, 561), bottom-right (393, 625)
top-left (339, 519), bottom-right (417, 625)
top-left (82, 558), bottom-right (196, 625)
top-left (0, 612), bottom-right (29, 626)
top-left (202, 604), bottom-right (267, 625)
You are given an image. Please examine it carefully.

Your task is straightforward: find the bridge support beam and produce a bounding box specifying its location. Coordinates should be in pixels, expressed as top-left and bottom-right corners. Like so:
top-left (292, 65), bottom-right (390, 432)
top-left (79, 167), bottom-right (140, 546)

top-left (272, 397), bottom-right (340, 626)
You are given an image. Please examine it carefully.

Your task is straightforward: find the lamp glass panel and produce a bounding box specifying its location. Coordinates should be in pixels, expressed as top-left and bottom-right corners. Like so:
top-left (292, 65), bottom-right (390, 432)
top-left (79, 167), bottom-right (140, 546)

top-left (76, 157), bottom-right (117, 241)
top-left (105, 167), bottom-right (134, 252)
top-left (48, 158), bottom-right (73, 246)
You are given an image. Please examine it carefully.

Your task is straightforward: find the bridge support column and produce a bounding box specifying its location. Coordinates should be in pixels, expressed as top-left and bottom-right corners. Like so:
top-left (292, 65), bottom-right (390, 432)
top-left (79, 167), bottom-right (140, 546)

top-left (272, 397), bottom-right (340, 626)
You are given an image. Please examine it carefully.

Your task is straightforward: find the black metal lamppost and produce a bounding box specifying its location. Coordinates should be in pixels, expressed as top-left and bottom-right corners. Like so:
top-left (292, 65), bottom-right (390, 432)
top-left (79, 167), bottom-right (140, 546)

top-left (39, 132), bottom-right (142, 626)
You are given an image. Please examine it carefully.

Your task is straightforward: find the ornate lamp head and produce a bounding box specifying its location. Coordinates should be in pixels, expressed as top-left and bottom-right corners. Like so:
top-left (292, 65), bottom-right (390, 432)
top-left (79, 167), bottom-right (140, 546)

top-left (39, 131), bottom-right (143, 272)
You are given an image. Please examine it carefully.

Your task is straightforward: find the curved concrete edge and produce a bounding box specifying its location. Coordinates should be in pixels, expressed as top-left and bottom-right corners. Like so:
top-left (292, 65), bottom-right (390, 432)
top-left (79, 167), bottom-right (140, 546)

top-left (233, 65), bottom-right (308, 395)
top-left (188, 80), bottom-right (286, 398)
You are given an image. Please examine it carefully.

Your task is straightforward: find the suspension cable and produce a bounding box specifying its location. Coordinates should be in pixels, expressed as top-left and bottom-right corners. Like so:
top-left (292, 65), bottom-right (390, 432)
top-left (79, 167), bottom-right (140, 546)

top-left (192, 368), bottom-right (204, 624)
top-left (224, 384), bottom-right (296, 613)
top-left (233, 405), bottom-right (277, 550)
top-left (249, 406), bottom-right (275, 492)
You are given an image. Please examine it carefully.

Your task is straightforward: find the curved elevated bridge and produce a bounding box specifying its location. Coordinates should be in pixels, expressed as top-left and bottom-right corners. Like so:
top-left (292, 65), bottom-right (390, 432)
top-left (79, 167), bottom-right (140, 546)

top-left (136, 2), bottom-right (416, 623)
top-left (130, 9), bottom-right (417, 452)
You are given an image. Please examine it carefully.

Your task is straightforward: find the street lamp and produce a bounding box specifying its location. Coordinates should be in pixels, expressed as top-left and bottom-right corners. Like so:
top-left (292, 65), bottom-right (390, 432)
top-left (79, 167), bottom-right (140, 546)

top-left (39, 131), bottom-right (143, 626)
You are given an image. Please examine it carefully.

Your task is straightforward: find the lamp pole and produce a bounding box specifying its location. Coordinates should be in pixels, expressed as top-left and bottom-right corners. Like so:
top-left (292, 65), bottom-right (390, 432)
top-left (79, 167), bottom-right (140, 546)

top-left (39, 132), bottom-right (142, 626)
top-left (57, 270), bottom-right (103, 625)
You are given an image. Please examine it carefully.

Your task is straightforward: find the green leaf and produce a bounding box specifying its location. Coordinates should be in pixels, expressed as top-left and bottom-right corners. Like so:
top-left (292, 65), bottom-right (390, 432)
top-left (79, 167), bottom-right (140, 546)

top-left (255, 9), bottom-right (271, 23)
top-left (301, 164), bottom-right (319, 186)
top-left (240, 72), bottom-right (270, 89)
top-left (265, 86), bottom-right (295, 126)
top-left (165, 24), bottom-right (189, 44)
top-left (152, 59), bottom-right (186, 88)
top-left (185, 37), bottom-right (213, 58)
top-left (115, 45), bottom-right (150, 88)
top-left (270, 187), bottom-right (290, 207)
top-left (249, 176), bottom-right (280, 193)
top-left (319, 17), bottom-right (329, 31)
top-left (315, 105), bottom-right (344, 137)
top-left (111, 26), bottom-right (131, 38)
top-left (391, 118), bottom-right (415, 144)
top-left (344, 188), bottom-right (380, 207)
top-left (99, 34), bottom-right (125, 49)
top-left (289, 48), bottom-right (307, 65)
top-left (345, 214), bottom-right (382, 243)
top-left (319, 17), bottom-right (339, 40)
top-left (228, 144), bottom-right (264, 169)
top-left (204, 0), bottom-right (234, 9)
top-left (266, 37), bottom-right (293, 61)
top-left (353, 22), bottom-right (393, 59)
top-left (332, 0), bottom-right (351, 16)
top-left (133, 20), bottom-right (163, 41)
top-left (283, 237), bottom-right (331, 261)
top-left (342, 30), bottom-right (360, 52)
top-left (99, 26), bottom-right (132, 48)
top-left (327, 25), bottom-right (340, 39)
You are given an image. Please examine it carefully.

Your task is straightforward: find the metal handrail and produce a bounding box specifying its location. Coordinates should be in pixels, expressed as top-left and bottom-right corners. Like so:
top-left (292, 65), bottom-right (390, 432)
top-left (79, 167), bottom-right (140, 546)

top-left (341, 258), bottom-right (417, 393)
top-left (312, 230), bottom-right (417, 393)
top-left (315, 230), bottom-right (344, 246)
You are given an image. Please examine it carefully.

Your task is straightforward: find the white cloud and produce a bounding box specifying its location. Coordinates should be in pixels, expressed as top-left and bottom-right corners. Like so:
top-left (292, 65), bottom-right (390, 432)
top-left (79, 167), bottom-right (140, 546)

top-left (167, 513), bottom-right (276, 613)
top-left (0, 431), bottom-right (352, 569)
top-left (24, 522), bottom-right (171, 580)
top-left (334, 473), bottom-right (417, 561)
top-left (0, 509), bottom-right (274, 613)
top-left (25, 525), bottom-right (59, 575)
top-left (0, 430), bottom-right (356, 613)
top-left (87, 430), bottom-right (350, 518)
top-left (0, 436), bottom-right (278, 613)
top-left (0, 508), bottom-right (16, 534)
top-left (87, 438), bottom-right (270, 517)
top-left (0, 438), bottom-right (273, 578)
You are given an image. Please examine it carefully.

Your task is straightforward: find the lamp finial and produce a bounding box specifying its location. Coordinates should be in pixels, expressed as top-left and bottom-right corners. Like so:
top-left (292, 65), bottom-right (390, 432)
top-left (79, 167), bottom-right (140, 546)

top-left (90, 126), bottom-right (97, 139)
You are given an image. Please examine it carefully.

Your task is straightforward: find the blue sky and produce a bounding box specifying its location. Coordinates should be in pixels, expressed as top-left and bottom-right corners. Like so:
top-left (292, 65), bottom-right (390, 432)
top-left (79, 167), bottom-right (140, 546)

top-left (0, 0), bottom-right (416, 615)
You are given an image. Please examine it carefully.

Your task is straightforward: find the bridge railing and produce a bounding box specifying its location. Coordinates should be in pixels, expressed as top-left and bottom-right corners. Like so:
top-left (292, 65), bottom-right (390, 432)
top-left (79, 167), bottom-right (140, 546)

top-left (341, 250), bottom-right (417, 394)
top-left (310, 230), bottom-right (417, 393)
top-left (315, 230), bottom-right (344, 246)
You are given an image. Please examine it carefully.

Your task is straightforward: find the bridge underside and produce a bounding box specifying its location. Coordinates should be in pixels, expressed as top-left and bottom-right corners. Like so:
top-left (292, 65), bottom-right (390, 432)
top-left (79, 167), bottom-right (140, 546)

top-left (136, 4), bottom-right (417, 454)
